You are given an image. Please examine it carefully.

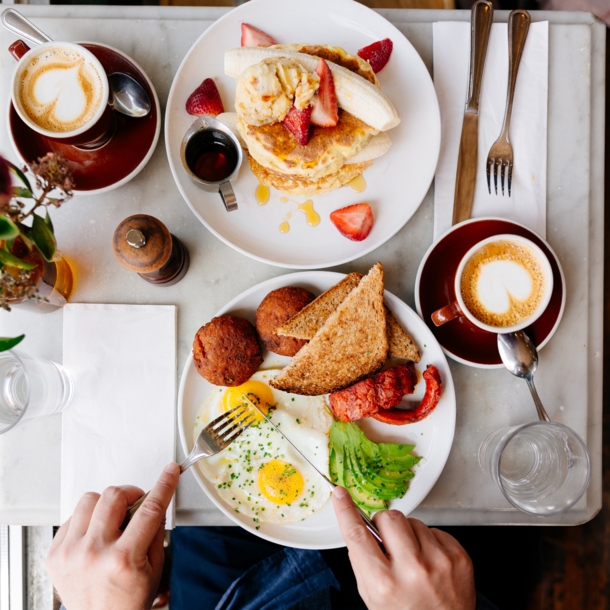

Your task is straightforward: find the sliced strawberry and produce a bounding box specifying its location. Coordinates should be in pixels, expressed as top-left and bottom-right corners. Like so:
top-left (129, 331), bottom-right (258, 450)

top-left (186, 78), bottom-right (224, 116)
top-left (357, 38), bottom-right (393, 73)
top-left (282, 105), bottom-right (312, 146)
top-left (330, 203), bottom-right (374, 241)
top-left (311, 59), bottom-right (338, 128)
top-left (241, 23), bottom-right (276, 47)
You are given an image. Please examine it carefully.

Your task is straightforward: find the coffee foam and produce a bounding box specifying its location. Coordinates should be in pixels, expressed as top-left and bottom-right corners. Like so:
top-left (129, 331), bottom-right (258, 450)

top-left (18, 46), bottom-right (104, 133)
top-left (460, 240), bottom-right (547, 328)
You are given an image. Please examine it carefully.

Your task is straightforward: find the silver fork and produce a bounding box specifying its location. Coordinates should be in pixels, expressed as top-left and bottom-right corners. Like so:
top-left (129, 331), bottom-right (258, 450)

top-left (486, 9), bottom-right (531, 197)
top-left (120, 405), bottom-right (256, 529)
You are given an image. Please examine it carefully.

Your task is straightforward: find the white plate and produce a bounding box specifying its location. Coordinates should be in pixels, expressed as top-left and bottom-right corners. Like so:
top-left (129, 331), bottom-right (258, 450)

top-left (165, 0), bottom-right (440, 269)
top-left (178, 272), bottom-right (456, 549)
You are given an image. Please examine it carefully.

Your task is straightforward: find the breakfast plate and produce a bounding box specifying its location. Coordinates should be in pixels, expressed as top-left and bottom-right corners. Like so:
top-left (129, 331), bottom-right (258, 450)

top-left (178, 271), bottom-right (456, 549)
top-left (165, 0), bottom-right (441, 269)
top-left (8, 43), bottom-right (160, 195)
top-left (415, 218), bottom-right (566, 369)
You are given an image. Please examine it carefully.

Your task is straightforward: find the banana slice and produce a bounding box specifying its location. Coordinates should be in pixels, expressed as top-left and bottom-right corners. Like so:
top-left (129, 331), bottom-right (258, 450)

top-left (348, 132), bottom-right (392, 164)
top-left (216, 111), bottom-right (245, 146)
top-left (225, 47), bottom-right (400, 132)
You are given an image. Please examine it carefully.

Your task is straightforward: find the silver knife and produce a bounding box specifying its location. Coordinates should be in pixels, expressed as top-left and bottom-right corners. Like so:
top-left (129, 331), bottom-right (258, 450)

top-left (452, 0), bottom-right (494, 226)
top-left (242, 395), bottom-right (384, 545)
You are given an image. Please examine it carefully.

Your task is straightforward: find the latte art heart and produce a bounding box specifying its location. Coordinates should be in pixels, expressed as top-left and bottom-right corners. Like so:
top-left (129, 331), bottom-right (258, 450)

top-left (18, 46), bottom-right (104, 133)
top-left (476, 260), bottom-right (533, 313)
top-left (460, 240), bottom-right (547, 328)
top-left (32, 65), bottom-right (87, 123)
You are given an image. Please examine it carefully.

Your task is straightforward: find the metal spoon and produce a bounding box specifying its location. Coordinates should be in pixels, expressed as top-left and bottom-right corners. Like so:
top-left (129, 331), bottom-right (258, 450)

top-left (497, 331), bottom-right (551, 422)
top-left (108, 72), bottom-right (151, 118)
top-left (1, 8), bottom-right (151, 118)
top-left (1, 7), bottom-right (50, 44)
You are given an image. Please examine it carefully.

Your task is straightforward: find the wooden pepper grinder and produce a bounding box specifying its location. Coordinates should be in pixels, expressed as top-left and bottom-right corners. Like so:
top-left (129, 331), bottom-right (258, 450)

top-left (113, 215), bottom-right (189, 286)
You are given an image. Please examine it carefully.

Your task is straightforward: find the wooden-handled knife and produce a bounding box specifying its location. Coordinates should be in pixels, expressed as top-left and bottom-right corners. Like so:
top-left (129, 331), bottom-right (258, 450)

top-left (452, 0), bottom-right (494, 226)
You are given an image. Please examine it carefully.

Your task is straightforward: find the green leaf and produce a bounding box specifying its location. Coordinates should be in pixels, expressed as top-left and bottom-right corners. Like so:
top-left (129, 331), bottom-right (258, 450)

top-left (31, 212), bottom-right (56, 262)
top-left (43, 209), bottom-right (54, 232)
top-left (0, 216), bottom-right (19, 241)
top-left (15, 224), bottom-right (33, 249)
top-left (0, 249), bottom-right (36, 270)
top-left (12, 187), bottom-right (33, 198)
top-left (7, 163), bottom-right (32, 192)
top-left (0, 335), bottom-right (25, 352)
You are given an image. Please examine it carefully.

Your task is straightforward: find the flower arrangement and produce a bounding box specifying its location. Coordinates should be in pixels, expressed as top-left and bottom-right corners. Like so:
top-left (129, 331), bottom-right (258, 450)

top-left (0, 153), bottom-right (75, 311)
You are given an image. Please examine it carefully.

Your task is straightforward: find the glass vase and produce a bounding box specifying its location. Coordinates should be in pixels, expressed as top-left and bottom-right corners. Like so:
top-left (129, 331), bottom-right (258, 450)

top-left (7, 240), bottom-right (74, 313)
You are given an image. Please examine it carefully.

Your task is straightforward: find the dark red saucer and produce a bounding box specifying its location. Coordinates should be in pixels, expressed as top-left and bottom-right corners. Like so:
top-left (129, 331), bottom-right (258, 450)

top-left (8, 43), bottom-right (160, 194)
top-left (415, 218), bottom-right (566, 368)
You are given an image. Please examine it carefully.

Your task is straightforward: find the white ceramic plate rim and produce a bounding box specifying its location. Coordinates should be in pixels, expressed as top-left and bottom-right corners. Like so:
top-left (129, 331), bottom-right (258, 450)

top-left (178, 271), bottom-right (456, 549)
top-left (165, 0), bottom-right (441, 269)
top-left (7, 42), bottom-right (161, 197)
top-left (414, 217), bottom-right (567, 370)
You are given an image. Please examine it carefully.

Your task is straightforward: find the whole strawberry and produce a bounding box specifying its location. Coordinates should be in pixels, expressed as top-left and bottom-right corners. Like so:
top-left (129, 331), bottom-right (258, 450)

top-left (357, 38), bottom-right (393, 74)
top-left (186, 78), bottom-right (224, 117)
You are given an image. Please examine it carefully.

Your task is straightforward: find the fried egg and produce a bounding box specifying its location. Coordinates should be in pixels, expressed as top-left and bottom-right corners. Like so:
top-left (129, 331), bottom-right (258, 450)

top-left (194, 370), bottom-right (333, 526)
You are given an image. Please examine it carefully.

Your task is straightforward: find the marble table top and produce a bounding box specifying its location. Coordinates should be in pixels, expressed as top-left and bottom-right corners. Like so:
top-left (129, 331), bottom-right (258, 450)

top-left (0, 6), bottom-right (604, 527)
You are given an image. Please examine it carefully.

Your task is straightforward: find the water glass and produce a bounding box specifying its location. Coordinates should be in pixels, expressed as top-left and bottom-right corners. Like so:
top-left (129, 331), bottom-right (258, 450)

top-left (478, 421), bottom-right (590, 516)
top-left (0, 349), bottom-right (74, 434)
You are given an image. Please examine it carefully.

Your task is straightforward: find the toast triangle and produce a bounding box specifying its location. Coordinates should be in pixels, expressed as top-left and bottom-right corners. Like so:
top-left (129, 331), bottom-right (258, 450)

top-left (270, 263), bottom-right (388, 395)
top-left (277, 273), bottom-right (420, 363)
top-left (384, 305), bottom-right (421, 363)
top-left (275, 272), bottom-right (363, 340)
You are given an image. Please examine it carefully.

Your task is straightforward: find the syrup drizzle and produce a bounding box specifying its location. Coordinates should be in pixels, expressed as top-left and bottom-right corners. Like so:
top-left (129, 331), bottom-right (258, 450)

top-left (278, 198), bottom-right (320, 233)
top-left (255, 184), bottom-right (270, 205)
top-left (347, 174), bottom-right (366, 193)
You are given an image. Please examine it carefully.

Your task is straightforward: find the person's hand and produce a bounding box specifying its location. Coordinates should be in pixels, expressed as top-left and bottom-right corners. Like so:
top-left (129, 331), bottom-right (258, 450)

top-left (46, 462), bottom-right (180, 610)
top-left (332, 486), bottom-right (476, 610)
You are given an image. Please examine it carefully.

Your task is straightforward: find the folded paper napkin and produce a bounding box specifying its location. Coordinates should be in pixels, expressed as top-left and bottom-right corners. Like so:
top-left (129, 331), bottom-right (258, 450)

top-left (433, 21), bottom-right (549, 240)
top-left (61, 304), bottom-right (177, 527)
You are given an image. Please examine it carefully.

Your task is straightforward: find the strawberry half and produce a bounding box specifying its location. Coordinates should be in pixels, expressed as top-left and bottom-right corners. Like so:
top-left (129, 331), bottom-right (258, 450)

top-left (186, 78), bottom-right (224, 116)
top-left (311, 59), bottom-right (338, 128)
top-left (282, 105), bottom-right (312, 146)
top-left (357, 38), bottom-right (393, 73)
top-left (241, 23), bottom-right (276, 47)
top-left (330, 203), bottom-right (374, 241)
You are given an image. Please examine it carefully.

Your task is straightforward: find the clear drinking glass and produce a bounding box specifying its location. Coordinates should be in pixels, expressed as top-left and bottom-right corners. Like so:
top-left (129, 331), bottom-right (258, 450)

top-left (0, 349), bottom-right (74, 434)
top-left (478, 421), bottom-right (590, 516)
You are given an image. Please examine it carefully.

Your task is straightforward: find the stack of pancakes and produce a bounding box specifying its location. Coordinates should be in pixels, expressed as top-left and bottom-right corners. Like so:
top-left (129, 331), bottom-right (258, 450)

top-left (236, 44), bottom-right (382, 196)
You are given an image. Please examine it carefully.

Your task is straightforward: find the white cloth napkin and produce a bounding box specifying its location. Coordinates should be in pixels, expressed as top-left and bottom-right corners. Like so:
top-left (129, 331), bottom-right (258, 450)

top-left (433, 21), bottom-right (549, 240)
top-left (61, 304), bottom-right (177, 527)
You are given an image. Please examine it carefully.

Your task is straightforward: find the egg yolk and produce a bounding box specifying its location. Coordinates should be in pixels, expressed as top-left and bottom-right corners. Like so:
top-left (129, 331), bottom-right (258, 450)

top-left (223, 380), bottom-right (275, 423)
top-left (258, 460), bottom-right (304, 505)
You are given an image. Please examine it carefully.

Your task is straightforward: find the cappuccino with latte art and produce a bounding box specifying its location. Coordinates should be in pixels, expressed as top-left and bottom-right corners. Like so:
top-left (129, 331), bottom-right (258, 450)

top-left (12, 42), bottom-right (108, 137)
top-left (431, 233), bottom-right (555, 334)
top-left (460, 240), bottom-right (547, 328)
top-left (454, 234), bottom-right (554, 333)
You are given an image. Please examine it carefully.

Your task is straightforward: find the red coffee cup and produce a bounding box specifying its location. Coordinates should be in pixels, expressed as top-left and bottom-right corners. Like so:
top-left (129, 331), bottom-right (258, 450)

top-left (431, 234), bottom-right (554, 334)
top-left (9, 39), bottom-right (115, 150)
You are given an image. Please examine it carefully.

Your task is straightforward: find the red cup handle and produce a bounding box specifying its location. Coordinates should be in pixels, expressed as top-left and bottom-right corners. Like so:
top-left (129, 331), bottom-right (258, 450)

top-left (431, 301), bottom-right (464, 327)
top-left (9, 39), bottom-right (30, 61)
